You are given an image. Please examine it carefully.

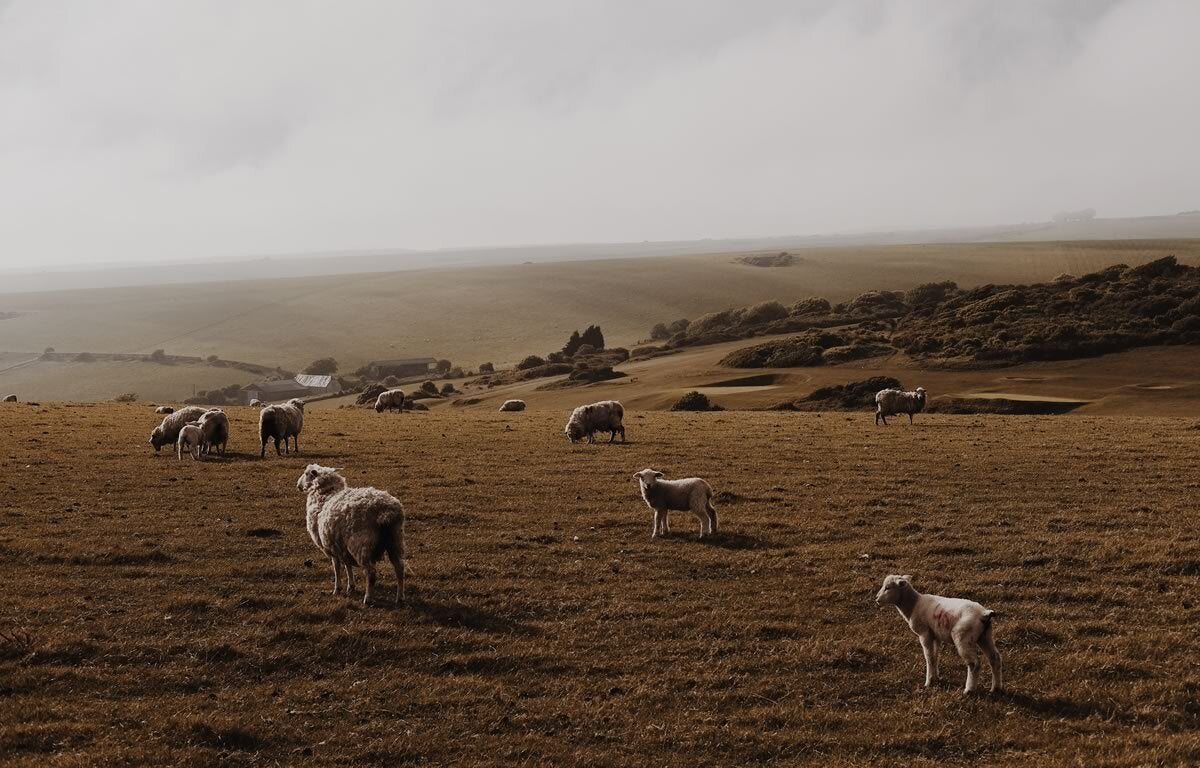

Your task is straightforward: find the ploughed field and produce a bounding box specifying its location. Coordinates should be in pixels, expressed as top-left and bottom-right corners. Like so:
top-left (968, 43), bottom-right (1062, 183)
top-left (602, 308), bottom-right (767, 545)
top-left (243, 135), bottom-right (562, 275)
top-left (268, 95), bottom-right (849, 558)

top-left (1, 403), bottom-right (1199, 766)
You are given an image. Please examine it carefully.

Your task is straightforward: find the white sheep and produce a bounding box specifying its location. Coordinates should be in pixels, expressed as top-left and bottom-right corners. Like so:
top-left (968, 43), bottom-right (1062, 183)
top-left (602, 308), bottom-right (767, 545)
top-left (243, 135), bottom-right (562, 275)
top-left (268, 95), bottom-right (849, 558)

top-left (149, 406), bottom-right (209, 452)
top-left (498, 399), bottom-right (526, 412)
top-left (249, 399), bottom-right (264, 407)
top-left (260, 398), bottom-right (305, 458)
top-left (177, 423), bottom-right (203, 460)
top-left (874, 574), bottom-right (1002, 694)
top-left (374, 389), bottom-right (406, 413)
top-left (297, 464), bottom-right (406, 606)
top-left (565, 400), bottom-right (625, 443)
top-left (875, 387), bottom-right (927, 426)
top-left (154, 405), bottom-right (174, 414)
top-left (633, 468), bottom-right (718, 539)
top-left (197, 409), bottom-right (229, 456)
top-left (4, 394), bottom-right (19, 402)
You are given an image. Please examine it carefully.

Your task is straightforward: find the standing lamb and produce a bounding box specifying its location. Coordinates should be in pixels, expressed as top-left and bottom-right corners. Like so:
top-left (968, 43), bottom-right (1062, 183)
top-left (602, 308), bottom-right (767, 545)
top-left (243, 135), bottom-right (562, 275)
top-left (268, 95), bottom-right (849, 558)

top-left (875, 574), bottom-right (1003, 694)
top-left (374, 389), bottom-right (406, 413)
top-left (249, 399), bottom-right (264, 407)
top-left (499, 399), bottom-right (526, 412)
top-left (260, 398), bottom-right (305, 458)
top-left (875, 387), bottom-right (927, 426)
top-left (177, 424), bottom-right (204, 460)
top-left (634, 468), bottom-right (718, 540)
top-left (149, 406), bottom-right (209, 453)
top-left (297, 464), bottom-right (406, 606)
top-left (564, 400), bottom-right (625, 443)
top-left (3, 394), bottom-right (16, 402)
top-left (154, 405), bottom-right (174, 414)
top-left (197, 409), bottom-right (230, 456)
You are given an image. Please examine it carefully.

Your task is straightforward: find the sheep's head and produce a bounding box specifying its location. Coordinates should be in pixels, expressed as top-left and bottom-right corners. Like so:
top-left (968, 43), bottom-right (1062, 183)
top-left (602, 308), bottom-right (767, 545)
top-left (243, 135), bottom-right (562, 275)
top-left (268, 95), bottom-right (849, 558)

top-left (289, 398), bottom-right (306, 410)
top-left (875, 574), bottom-right (913, 606)
top-left (374, 400), bottom-right (385, 412)
top-left (633, 468), bottom-right (664, 487)
top-left (565, 421), bottom-right (585, 443)
top-left (149, 427), bottom-right (165, 451)
top-left (297, 464), bottom-right (346, 493)
top-left (915, 387), bottom-right (927, 402)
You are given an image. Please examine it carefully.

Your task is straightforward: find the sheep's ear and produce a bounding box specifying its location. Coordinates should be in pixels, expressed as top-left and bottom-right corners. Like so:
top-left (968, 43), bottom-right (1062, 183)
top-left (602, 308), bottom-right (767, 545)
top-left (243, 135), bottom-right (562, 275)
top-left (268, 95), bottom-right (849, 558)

top-left (653, 471), bottom-right (664, 479)
top-left (899, 574), bottom-right (912, 583)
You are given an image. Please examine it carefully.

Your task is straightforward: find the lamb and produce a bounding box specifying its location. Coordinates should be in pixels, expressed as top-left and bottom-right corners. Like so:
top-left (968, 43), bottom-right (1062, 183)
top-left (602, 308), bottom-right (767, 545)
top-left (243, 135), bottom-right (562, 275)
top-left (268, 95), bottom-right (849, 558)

top-left (498, 399), bottom-right (526, 412)
top-left (176, 423), bottom-right (204, 460)
top-left (196, 408), bottom-right (229, 456)
top-left (149, 406), bottom-right (209, 452)
top-left (633, 468), bottom-right (718, 540)
top-left (154, 405), bottom-right (174, 414)
top-left (875, 387), bottom-right (927, 426)
top-left (874, 574), bottom-right (1002, 694)
top-left (374, 388), bottom-right (406, 413)
top-left (564, 400), bottom-right (625, 443)
top-left (4, 394), bottom-right (18, 402)
top-left (297, 464), bottom-right (406, 606)
top-left (249, 399), bottom-right (264, 407)
top-left (260, 398), bottom-right (305, 458)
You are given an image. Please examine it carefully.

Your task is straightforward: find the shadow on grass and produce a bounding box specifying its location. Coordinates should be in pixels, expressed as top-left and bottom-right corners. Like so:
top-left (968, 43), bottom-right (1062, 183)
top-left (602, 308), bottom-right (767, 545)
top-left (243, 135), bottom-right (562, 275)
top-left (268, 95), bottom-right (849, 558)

top-left (699, 532), bottom-right (773, 550)
top-left (1000, 690), bottom-right (1126, 722)
top-left (408, 596), bottom-right (537, 636)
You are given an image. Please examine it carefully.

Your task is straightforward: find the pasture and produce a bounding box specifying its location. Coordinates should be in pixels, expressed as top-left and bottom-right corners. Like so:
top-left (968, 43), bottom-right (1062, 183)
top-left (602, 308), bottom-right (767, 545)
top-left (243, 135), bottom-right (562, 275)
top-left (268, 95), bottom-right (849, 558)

top-left (2, 403), bottom-right (1198, 765)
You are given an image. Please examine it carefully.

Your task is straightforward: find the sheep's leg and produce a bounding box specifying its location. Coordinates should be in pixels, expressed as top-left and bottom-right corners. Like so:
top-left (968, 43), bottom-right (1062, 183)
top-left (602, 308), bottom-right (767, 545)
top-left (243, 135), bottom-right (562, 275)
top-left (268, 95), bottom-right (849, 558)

top-left (274, 437), bottom-right (283, 456)
top-left (362, 562), bottom-right (376, 606)
top-left (706, 501), bottom-right (718, 535)
top-left (293, 435), bottom-right (300, 454)
top-left (920, 635), bottom-right (939, 687)
top-left (652, 509), bottom-right (665, 538)
top-left (953, 632), bottom-right (980, 693)
top-left (981, 634), bottom-right (1003, 693)
top-left (908, 413), bottom-right (914, 425)
top-left (387, 550), bottom-right (405, 605)
top-left (693, 508), bottom-right (707, 539)
top-left (343, 563), bottom-right (356, 594)
top-left (330, 557), bottom-right (341, 595)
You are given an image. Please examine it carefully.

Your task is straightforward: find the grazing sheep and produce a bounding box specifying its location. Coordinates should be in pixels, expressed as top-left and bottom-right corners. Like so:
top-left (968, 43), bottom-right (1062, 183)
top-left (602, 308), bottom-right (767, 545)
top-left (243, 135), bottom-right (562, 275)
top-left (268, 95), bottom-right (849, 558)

top-left (149, 406), bottom-right (209, 453)
top-left (875, 574), bottom-right (1002, 694)
top-left (633, 468), bottom-right (718, 539)
top-left (565, 400), bottom-right (625, 443)
top-left (260, 398), bottom-right (305, 458)
top-left (499, 399), bottom-right (526, 412)
top-left (875, 387), bottom-right (927, 426)
top-left (154, 405), bottom-right (174, 414)
top-left (177, 423), bottom-right (203, 460)
top-left (249, 399), bottom-right (264, 407)
top-left (3, 394), bottom-right (16, 402)
top-left (374, 388), bottom-right (406, 413)
top-left (197, 409), bottom-right (229, 456)
top-left (297, 464), bottom-right (406, 606)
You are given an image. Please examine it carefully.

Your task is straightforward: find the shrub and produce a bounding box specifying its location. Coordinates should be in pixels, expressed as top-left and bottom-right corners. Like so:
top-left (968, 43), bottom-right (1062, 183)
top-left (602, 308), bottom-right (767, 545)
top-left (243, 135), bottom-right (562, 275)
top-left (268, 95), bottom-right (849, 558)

top-left (75, 352), bottom-right (95, 363)
top-left (479, 362), bottom-right (495, 373)
top-left (150, 349), bottom-right (167, 362)
top-left (113, 393), bottom-right (138, 402)
top-left (43, 346), bottom-right (55, 354)
top-left (206, 354), bottom-right (219, 363)
top-left (383, 375), bottom-right (400, 387)
top-left (435, 359), bottom-right (452, 374)
top-left (905, 281), bottom-right (957, 307)
top-left (650, 323), bottom-right (670, 340)
top-left (447, 367), bottom-right (465, 379)
top-left (668, 318), bottom-right (690, 335)
top-left (304, 357), bottom-right (338, 375)
top-left (671, 391), bottom-right (722, 412)
top-left (790, 297), bottom-right (832, 316)
top-left (355, 384), bottom-right (386, 406)
top-left (420, 381), bottom-right (438, 396)
top-left (517, 355), bottom-right (546, 370)
top-left (574, 344), bottom-right (597, 357)
top-left (739, 301), bottom-right (789, 326)
top-left (440, 382), bottom-right (457, 395)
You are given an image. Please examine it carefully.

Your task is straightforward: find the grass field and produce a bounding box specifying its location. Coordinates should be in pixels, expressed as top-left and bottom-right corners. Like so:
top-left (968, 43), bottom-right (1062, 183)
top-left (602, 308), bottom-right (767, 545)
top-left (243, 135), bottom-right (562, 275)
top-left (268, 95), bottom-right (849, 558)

top-left (0, 360), bottom-right (260, 404)
top-left (2, 240), bottom-right (1198, 396)
top-left (2, 403), bottom-right (1198, 765)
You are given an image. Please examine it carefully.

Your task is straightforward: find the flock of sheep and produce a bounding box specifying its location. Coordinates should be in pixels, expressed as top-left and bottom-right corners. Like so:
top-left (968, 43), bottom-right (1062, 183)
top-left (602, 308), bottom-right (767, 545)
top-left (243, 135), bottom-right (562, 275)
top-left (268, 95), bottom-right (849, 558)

top-left (137, 382), bottom-right (1001, 693)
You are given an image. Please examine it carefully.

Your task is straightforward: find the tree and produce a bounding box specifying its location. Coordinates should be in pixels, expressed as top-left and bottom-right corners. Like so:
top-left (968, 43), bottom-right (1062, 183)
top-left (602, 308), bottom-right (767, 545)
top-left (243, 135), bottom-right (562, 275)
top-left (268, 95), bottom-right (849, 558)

top-left (562, 330), bottom-right (583, 357)
top-left (517, 355), bottom-right (546, 370)
top-left (43, 347), bottom-right (55, 354)
top-left (479, 362), bottom-right (495, 373)
top-left (420, 380), bottom-right (438, 395)
top-left (435, 359), bottom-right (452, 374)
top-left (150, 349), bottom-right (166, 362)
top-left (650, 323), bottom-right (670, 340)
top-left (581, 324), bottom-right (605, 350)
top-left (440, 382), bottom-right (457, 395)
top-left (304, 357), bottom-right (338, 375)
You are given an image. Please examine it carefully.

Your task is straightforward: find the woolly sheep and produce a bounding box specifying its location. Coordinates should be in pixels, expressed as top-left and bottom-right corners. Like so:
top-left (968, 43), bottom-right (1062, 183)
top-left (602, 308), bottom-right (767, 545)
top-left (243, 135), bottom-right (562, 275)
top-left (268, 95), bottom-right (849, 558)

top-left (565, 400), bottom-right (625, 443)
top-left (634, 468), bottom-right (718, 539)
top-left (374, 389), bottom-right (406, 413)
top-left (3, 394), bottom-right (16, 402)
top-left (177, 423), bottom-right (203, 460)
top-left (260, 398), bottom-right (305, 458)
top-left (154, 405), bottom-right (174, 414)
top-left (875, 387), bottom-right (927, 426)
top-left (297, 464), bottom-right (406, 606)
top-left (197, 409), bottom-right (229, 456)
top-left (249, 399), bottom-right (264, 407)
top-left (498, 399), bottom-right (526, 412)
top-left (875, 574), bottom-right (1002, 694)
top-left (149, 406), bottom-right (209, 452)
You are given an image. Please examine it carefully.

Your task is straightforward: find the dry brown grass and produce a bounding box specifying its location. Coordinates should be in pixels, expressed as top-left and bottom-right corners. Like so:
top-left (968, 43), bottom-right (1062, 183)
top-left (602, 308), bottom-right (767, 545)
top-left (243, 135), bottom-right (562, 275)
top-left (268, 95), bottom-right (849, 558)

top-left (1, 403), bottom-right (1199, 766)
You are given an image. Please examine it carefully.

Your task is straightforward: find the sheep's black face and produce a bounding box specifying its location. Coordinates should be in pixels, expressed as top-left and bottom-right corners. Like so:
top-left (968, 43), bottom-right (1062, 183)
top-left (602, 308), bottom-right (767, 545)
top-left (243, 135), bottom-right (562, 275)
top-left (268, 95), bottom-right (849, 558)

top-left (565, 424), bottom-right (583, 442)
top-left (149, 430), bottom-right (164, 451)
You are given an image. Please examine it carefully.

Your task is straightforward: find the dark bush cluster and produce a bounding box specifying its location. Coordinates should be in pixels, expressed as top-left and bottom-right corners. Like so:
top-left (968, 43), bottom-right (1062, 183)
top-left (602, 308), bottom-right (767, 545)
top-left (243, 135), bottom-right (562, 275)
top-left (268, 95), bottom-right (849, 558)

top-left (772, 377), bottom-right (902, 411)
top-left (671, 391), bottom-right (723, 411)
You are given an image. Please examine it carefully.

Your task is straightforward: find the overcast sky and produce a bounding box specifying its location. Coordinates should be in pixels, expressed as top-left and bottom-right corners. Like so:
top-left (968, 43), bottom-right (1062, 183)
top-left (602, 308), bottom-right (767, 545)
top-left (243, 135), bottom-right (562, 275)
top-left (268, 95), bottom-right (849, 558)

top-left (0, 0), bottom-right (1197, 269)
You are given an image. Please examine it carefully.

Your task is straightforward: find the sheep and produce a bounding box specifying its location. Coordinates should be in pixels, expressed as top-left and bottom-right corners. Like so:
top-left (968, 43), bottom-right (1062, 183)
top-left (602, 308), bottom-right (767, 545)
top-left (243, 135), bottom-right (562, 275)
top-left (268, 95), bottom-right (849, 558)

top-left (260, 398), bottom-right (305, 457)
top-left (3, 394), bottom-right (17, 402)
top-left (177, 423), bottom-right (204, 460)
top-left (633, 468), bottom-right (718, 540)
top-left (565, 400), bottom-right (625, 443)
top-left (249, 399), bottom-right (264, 407)
top-left (154, 405), bottom-right (174, 414)
top-left (196, 408), bottom-right (229, 456)
top-left (297, 464), bottom-right (406, 606)
top-left (875, 387), bottom-right (927, 426)
top-left (498, 399), bottom-right (526, 412)
top-left (374, 388), bottom-right (406, 413)
top-left (874, 574), bottom-right (1002, 694)
top-left (149, 406), bottom-right (209, 453)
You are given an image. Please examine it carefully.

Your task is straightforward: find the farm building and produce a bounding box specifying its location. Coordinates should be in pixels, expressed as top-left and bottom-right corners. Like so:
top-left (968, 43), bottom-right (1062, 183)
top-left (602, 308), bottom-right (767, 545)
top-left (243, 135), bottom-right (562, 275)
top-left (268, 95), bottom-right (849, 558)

top-left (241, 375), bottom-right (339, 404)
top-left (366, 357), bottom-right (437, 379)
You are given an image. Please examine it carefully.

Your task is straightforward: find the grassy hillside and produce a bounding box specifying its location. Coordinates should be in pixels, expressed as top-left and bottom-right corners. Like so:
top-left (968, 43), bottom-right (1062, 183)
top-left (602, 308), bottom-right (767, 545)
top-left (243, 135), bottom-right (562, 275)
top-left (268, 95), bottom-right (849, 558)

top-left (1, 404), bottom-right (1198, 765)
top-left (2, 240), bottom-right (1198, 380)
top-left (0, 360), bottom-right (261, 404)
